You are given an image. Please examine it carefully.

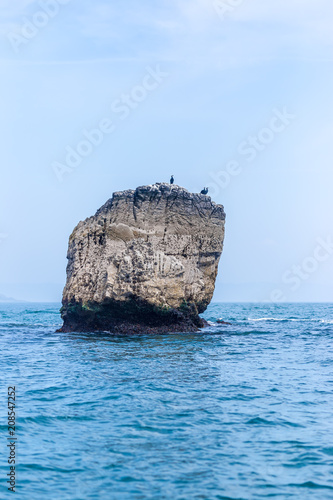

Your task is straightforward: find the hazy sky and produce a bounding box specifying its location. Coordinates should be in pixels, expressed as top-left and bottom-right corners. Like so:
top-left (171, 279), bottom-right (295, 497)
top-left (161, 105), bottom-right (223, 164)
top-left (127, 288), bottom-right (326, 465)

top-left (0, 0), bottom-right (332, 302)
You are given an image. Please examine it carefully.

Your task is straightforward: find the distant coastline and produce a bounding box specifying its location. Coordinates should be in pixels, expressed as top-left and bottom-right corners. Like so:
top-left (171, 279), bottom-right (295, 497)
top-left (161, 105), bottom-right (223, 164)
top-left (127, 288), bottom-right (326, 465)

top-left (0, 293), bottom-right (24, 303)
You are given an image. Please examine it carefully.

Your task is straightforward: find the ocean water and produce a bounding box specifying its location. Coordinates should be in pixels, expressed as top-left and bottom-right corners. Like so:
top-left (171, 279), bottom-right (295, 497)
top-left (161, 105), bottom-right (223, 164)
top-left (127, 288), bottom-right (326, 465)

top-left (1, 302), bottom-right (333, 500)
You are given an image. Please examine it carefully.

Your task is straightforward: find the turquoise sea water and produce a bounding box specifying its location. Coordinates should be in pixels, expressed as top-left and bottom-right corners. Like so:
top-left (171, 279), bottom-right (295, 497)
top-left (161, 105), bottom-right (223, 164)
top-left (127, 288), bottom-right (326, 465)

top-left (0, 302), bottom-right (333, 499)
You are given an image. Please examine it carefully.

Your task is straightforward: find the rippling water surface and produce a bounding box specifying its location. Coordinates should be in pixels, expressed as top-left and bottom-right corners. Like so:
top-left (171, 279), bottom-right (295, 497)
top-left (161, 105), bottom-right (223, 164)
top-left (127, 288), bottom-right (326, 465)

top-left (1, 302), bottom-right (333, 499)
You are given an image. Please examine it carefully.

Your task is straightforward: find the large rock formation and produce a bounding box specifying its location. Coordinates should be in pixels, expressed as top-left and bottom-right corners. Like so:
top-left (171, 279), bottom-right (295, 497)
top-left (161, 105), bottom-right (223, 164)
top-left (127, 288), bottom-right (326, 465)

top-left (59, 183), bottom-right (225, 333)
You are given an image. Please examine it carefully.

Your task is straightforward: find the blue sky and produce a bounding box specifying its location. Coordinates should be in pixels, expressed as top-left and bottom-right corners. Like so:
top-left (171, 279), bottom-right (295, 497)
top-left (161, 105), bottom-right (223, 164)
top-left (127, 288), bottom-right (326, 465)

top-left (0, 0), bottom-right (332, 302)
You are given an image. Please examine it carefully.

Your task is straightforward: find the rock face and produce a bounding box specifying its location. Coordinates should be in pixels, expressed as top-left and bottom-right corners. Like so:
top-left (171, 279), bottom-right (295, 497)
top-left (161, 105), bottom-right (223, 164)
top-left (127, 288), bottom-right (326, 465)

top-left (59, 183), bottom-right (225, 333)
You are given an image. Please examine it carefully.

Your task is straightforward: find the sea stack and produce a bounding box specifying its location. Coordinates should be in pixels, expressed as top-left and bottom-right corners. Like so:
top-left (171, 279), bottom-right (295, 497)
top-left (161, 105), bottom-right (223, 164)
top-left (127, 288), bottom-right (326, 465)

top-left (59, 183), bottom-right (226, 333)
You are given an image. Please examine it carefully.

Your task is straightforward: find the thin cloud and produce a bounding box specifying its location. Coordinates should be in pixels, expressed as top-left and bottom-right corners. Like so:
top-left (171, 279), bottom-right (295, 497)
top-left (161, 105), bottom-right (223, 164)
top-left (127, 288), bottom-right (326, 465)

top-left (0, 0), bottom-right (332, 66)
top-left (1, 0), bottom-right (39, 18)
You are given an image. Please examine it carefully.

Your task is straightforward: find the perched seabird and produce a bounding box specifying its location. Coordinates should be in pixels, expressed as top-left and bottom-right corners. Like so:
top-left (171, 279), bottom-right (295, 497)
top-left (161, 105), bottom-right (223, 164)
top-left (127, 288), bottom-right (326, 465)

top-left (200, 187), bottom-right (209, 195)
top-left (170, 175), bottom-right (174, 184)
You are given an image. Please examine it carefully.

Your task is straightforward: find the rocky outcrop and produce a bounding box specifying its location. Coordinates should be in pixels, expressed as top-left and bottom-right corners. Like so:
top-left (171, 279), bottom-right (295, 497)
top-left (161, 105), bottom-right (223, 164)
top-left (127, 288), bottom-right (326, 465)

top-left (59, 183), bottom-right (225, 333)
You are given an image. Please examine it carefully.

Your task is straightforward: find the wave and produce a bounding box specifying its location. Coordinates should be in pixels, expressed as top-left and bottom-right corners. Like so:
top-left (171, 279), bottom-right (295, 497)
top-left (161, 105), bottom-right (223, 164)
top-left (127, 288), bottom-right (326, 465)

top-left (206, 317), bottom-right (333, 327)
top-left (23, 310), bottom-right (60, 315)
top-left (249, 317), bottom-right (290, 322)
top-left (248, 317), bottom-right (333, 323)
top-left (0, 322), bottom-right (61, 328)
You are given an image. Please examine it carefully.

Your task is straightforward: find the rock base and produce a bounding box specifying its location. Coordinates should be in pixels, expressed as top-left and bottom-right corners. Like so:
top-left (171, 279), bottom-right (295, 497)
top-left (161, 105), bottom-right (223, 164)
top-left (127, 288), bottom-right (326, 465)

top-left (58, 298), bottom-right (208, 334)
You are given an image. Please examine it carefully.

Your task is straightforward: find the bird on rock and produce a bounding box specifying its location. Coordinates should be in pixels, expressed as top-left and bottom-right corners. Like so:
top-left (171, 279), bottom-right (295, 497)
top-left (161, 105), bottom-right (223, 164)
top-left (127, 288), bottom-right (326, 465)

top-left (200, 187), bottom-right (209, 195)
top-left (170, 175), bottom-right (174, 184)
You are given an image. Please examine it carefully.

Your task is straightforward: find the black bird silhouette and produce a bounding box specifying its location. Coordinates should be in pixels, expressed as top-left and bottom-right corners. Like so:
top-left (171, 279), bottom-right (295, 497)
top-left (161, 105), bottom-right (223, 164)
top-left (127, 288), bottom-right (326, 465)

top-left (170, 175), bottom-right (174, 184)
top-left (200, 187), bottom-right (209, 195)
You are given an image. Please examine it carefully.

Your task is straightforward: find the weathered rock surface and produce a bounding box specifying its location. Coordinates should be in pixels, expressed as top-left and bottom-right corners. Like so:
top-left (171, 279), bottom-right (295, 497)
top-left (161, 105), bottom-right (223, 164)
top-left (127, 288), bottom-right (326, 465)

top-left (59, 183), bottom-right (225, 333)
